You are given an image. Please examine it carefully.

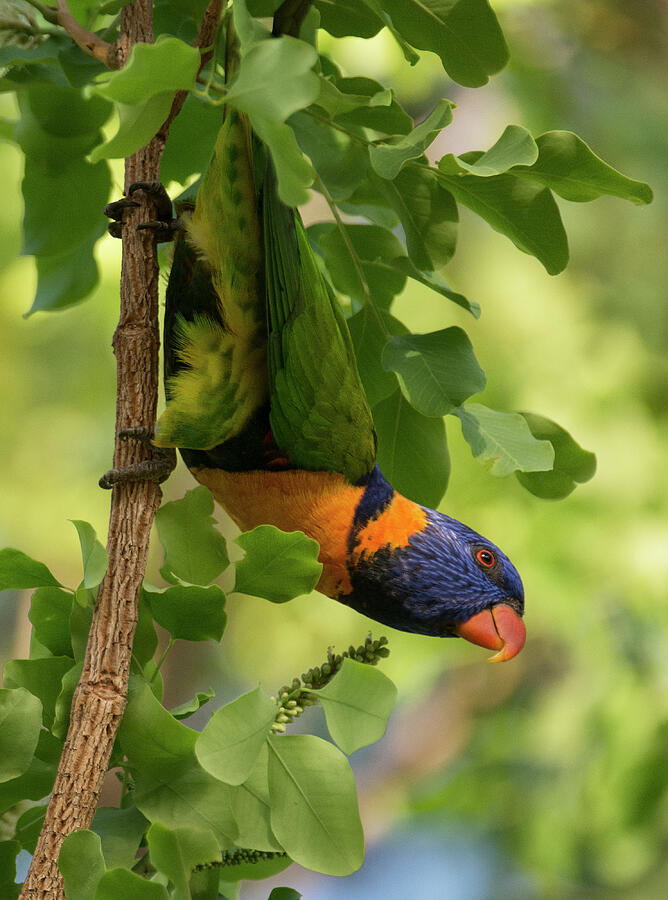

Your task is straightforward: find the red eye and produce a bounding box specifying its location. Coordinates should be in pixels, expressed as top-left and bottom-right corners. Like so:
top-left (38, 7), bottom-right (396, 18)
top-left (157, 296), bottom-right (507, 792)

top-left (476, 549), bottom-right (496, 568)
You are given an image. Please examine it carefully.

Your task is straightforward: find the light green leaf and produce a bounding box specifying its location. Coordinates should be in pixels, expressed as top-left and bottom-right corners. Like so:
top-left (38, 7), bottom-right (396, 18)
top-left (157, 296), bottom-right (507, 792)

top-left (95, 36), bottom-right (200, 104)
top-left (437, 165), bottom-right (569, 274)
top-left (382, 327), bottom-right (486, 416)
top-left (28, 587), bottom-right (73, 658)
top-left (196, 686), bottom-right (276, 786)
top-left (250, 116), bottom-right (313, 206)
top-left (59, 830), bottom-right (106, 900)
top-left (313, 658), bottom-right (397, 755)
top-left (118, 677), bottom-right (198, 779)
top-left (454, 403), bottom-right (555, 476)
top-left (147, 822), bottom-right (220, 900)
top-left (333, 76), bottom-right (412, 135)
top-left (267, 734), bottom-right (364, 875)
top-left (516, 412), bottom-right (597, 499)
top-left (170, 689), bottom-right (215, 721)
top-left (70, 520), bottom-right (108, 590)
top-left (371, 0), bottom-right (508, 87)
top-left (89, 91), bottom-right (175, 163)
top-left (155, 486), bottom-right (229, 586)
top-left (234, 526), bottom-right (322, 603)
top-left (315, 0), bottom-right (382, 39)
top-left (516, 130), bottom-right (653, 204)
top-left (0, 688), bottom-right (43, 783)
top-left (95, 868), bottom-right (169, 900)
top-left (0, 548), bottom-right (61, 590)
top-left (91, 806), bottom-right (149, 870)
top-left (373, 389), bottom-right (450, 507)
top-left (29, 235), bottom-right (101, 314)
top-left (369, 99), bottom-right (454, 180)
top-left (228, 743), bottom-right (283, 852)
top-left (2, 656), bottom-right (74, 729)
top-left (439, 124), bottom-right (538, 176)
top-left (145, 584), bottom-right (226, 642)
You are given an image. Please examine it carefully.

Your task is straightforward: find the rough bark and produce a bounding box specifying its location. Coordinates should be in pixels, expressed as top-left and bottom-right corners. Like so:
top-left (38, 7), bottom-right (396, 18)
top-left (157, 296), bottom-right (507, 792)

top-left (19, 3), bottom-right (161, 897)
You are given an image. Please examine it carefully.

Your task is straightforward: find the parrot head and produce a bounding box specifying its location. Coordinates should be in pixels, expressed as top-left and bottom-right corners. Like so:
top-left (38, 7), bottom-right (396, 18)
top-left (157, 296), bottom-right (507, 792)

top-left (346, 467), bottom-right (526, 661)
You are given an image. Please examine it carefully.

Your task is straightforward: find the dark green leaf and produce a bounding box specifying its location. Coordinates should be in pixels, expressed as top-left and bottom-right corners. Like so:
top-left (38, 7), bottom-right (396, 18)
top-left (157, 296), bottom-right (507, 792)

top-left (439, 124), bottom-right (538, 177)
top-left (267, 734), bottom-right (364, 875)
top-left (91, 806), bottom-right (149, 870)
top-left (371, 0), bottom-right (508, 87)
top-left (313, 658), bottom-right (397, 754)
top-left (15, 805), bottom-right (46, 854)
top-left (369, 99), bottom-right (454, 180)
top-left (94, 868), bottom-right (169, 900)
top-left (0, 840), bottom-right (20, 900)
top-left (382, 327), bottom-right (486, 416)
top-left (437, 165), bottom-right (569, 274)
top-left (315, 0), bottom-right (382, 38)
top-left (160, 94), bottom-right (224, 186)
top-left (155, 486), bottom-right (229, 586)
top-left (251, 115), bottom-right (313, 205)
top-left (378, 165), bottom-right (458, 270)
top-left (373, 389), bottom-right (450, 507)
top-left (333, 77), bottom-right (412, 135)
top-left (70, 520), bottom-right (108, 589)
top-left (58, 830), bottom-right (106, 900)
top-left (133, 589), bottom-right (159, 667)
top-left (338, 179), bottom-right (401, 230)
top-left (454, 403), bottom-right (555, 476)
top-left (0, 755), bottom-right (56, 816)
top-left (0, 688), bottom-right (43, 783)
top-left (268, 890), bottom-right (301, 900)
top-left (516, 412), bottom-right (597, 499)
top-left (290, 110), bottom-right (368, 201)
top-left (0, 548), bottom-right (61, 590)
top-left (145, 584), bottom-right (226, 642)
top-left (348, 306), bottom-right (408, 407)
top-left (234, 526), bottom-right (322, 603)
top-left (147, 822), bottom-right (220, 896)
top-left (29, 235), bottom-right (101, 314)
top-left (515, 130), bottom-right (653, 204)
top-left (52, 662), bottom-right (83, 740)
top-left (2, 656), bottom-right (74, 729)
top-left (29, 587), bottom-right (73, 658)
top-left (196, 686), bottom-right (276, 785)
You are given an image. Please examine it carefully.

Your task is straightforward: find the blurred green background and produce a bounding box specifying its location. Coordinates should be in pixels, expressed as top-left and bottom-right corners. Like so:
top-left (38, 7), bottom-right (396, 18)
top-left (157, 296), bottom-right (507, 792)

top-left (1, 1), bottom-right (666, 896)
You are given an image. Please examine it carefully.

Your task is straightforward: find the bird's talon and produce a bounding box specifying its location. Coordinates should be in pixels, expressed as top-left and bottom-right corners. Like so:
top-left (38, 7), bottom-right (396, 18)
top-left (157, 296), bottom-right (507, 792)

top-left (99, 429), bottom-right (177, 489)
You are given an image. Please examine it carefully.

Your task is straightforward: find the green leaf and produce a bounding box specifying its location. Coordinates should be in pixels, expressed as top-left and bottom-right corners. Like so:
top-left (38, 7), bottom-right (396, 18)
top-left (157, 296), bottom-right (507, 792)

top-left (0, 688), bottom-right (43, 783)
top-left (70, 520), bottom-right (108, 590)
top-left (250, 116), bottom-right (313, 206)
top-left (439, 124), bottom-right (538, 176)
top-left (228, 744), bottom-right (283, 852)
top-left (29, 587), bottom-right (73, 658)
top-left (0, 548), bottom-right (61, 590)
top-left (16, 805), bottom-right (46, 853)
top-left (348, 306), bottom-right (408, 408)
top-left (369, 99), bottom-right (454, 180)
top-left (2, 656), bottom-right (74, 729)
top-left (0, 755), bottom-right (56, 817)
top-left (382, 327), bottom-right (486, 416)
top-left (313, 658), bottom-right (397, 755)
top-left (268, 890), bottom-right (301, 900)
top-left (315, 0), bottom-right (382, 38)
top-left (373, 388), bottom-right (450, 507)
top-left (378, 165), bottom-right (458, 270)
top-left (89, 91), bottom-right (175, 163)
top-left (516, 130), bottom-right (653, 204)
top-left (159, 94), bottom-right (224, 186)
top-left (267, 734), bottom-right (363, 875)
top-left (516, 413), bottom-right (597, 499)
top-left (170, 689), bottom-right (215, 721)
top-left (389, 256), bottom-right (477, 314)
top-left (91, 806), bottom-right (149, 870)
top-left (331, 77), bottom-right (412, 135)
top-left (95, 868), bottom-right (169, 900)
top-left (95, 37), bottom-right (200, 104)
top-left (147, 822), bottom-right (221, 900)
top-left (133, 589), bottom-right (159, 667)
top-left (133, 762), bottom-right (238, 849)
top-left (196, 686), bottom-right (276, 786)
top-left (155, 486), bottom-right (229, 586)
top-left (59, 830), bottom-right (106, 900)
top-left (454, 403), bottom-right (555, 476)
top-left (0, 841), bottom-right (20, 900)
top-left (289, 110), bottom-right (369, 201)
top-left (145, 584), bottom-right (226, 642)
top-left (226, 36), bottom-right (319, 122)
top-left (437, 165), bottom-right (569, 274)
top-left (118, 678), bottom-right (198, 779)
top-left (29, 235), bottom-right (101, 314)
top-left (234, 526), bottom-right (322, 603)
top-left (52, 662), bottom-right (83, 740)
top-left (371, 0), bottom-right (508, 87)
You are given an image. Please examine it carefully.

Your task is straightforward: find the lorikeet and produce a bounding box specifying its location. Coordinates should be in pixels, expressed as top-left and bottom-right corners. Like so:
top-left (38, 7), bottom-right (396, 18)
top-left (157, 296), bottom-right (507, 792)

top-left (145, 105), bottom-right (526, 662)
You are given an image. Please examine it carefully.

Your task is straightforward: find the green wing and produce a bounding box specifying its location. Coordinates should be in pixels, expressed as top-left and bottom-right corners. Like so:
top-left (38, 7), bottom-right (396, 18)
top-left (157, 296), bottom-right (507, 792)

top-left (263, 166), bottom-right (377, 483)
top-left (155, 109), bottom-right (267, 451)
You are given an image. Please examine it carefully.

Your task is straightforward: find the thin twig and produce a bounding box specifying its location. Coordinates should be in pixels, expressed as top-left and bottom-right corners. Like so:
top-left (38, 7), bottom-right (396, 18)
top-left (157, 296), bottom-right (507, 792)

top-left (54, 0), bottom-right (120, 68)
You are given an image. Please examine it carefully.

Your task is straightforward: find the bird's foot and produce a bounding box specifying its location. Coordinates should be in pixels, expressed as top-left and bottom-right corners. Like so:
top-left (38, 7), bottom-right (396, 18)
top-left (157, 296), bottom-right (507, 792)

top-left (99, 427), bottom-right (177, 489)
top-left (104, 181), bottom-right (182, 242)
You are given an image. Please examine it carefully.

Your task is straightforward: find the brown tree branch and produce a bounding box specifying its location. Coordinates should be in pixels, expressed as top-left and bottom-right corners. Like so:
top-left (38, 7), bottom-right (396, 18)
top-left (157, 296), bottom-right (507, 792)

top-left (20, 2), bottom-right (162, 896)
top-left (54, 0), bottom-right (120, 69)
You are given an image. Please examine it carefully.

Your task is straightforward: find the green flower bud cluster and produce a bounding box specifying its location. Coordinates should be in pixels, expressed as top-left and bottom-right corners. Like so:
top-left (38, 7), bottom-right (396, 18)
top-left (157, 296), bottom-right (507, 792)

top-left (271, 634), bottom-right (389, 733)
top-left (194, 848), bottom-right (288, 870)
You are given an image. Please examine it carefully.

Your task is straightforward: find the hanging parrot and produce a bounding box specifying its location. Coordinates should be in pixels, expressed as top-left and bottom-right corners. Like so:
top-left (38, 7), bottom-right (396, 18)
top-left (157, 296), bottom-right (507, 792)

top-left (122, 100), bottom-right (526, 663)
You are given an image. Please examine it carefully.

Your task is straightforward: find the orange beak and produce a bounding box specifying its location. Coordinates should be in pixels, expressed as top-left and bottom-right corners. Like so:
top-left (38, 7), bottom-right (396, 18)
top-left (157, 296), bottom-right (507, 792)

top-left (454, 603), bottom-right (526, 662)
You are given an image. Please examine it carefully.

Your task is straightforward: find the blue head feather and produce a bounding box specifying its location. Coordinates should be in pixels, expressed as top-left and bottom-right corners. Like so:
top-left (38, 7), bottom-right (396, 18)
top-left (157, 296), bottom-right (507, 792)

top-left (346, 468), bottom-right (524, 637)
